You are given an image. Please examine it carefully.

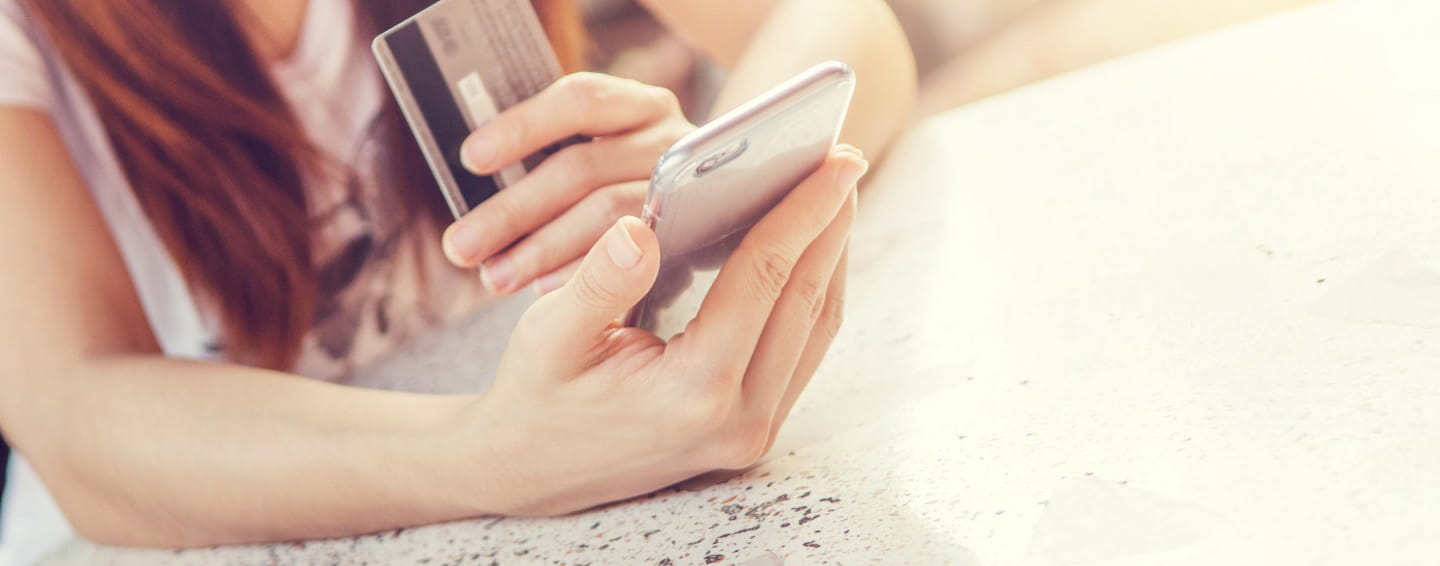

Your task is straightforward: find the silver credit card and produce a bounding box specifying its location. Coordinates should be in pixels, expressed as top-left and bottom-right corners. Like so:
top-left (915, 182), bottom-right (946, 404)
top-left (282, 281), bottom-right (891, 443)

top-left (372, 0), bottom-right (581, 218)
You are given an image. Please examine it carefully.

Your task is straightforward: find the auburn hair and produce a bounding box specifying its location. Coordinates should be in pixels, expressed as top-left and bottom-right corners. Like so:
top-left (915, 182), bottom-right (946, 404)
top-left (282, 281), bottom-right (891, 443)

top-left (23, 0), bottom-right (586, 369)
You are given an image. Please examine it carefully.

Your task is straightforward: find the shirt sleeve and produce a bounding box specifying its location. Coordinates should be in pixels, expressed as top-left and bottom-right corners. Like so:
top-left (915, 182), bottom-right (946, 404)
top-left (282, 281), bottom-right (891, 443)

top-left (0, 3), bottom-right (53, 110)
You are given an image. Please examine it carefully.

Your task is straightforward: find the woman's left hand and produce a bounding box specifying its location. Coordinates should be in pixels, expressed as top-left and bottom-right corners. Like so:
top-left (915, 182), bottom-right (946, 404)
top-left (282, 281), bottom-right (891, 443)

top-left (441, 73), bottom-right (694, 294)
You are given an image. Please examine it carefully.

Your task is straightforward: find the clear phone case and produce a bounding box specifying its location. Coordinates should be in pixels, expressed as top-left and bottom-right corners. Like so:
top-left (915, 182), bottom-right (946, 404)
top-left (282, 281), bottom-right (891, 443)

top-left (627, 62), bottom-right (856, 340)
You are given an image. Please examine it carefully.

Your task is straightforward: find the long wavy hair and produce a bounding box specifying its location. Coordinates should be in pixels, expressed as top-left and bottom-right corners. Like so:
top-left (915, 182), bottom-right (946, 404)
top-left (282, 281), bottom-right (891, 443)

top-left (22, 0), bottom-right (586, 369)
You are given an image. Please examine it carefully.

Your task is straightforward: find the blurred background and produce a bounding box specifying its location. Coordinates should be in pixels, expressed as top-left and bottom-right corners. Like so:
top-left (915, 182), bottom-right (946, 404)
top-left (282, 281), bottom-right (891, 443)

top-left (581, 0), bottom-right (1022, 118)
top-left (580, 0), bottom-right (1316, 119)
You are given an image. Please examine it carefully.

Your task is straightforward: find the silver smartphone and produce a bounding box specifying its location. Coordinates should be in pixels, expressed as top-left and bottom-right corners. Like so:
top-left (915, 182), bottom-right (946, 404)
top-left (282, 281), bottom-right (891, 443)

top-left (625, 61), bottom-right (856, 340)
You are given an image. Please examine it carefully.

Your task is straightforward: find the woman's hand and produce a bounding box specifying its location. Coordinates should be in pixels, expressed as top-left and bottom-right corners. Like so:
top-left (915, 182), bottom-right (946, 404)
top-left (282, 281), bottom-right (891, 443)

top-left (471, 147), bottom-right (867, 516)
top-left (442, 73), bottom-right (695, 295)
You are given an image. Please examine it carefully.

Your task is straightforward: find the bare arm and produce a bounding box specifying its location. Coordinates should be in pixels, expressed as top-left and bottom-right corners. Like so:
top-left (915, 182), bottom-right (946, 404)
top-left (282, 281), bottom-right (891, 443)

top-left (918, 0), bottom-right (1322, 115)
top-left (0, 70), bottom-right (862, 550)
top-left (0, 109), bottom-right (503, 547)
top-left (638, 0), bottom-right (917, 157)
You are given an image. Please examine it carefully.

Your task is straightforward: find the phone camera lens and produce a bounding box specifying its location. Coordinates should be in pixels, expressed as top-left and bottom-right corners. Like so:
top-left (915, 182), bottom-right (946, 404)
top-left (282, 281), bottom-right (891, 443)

top-left (695, 139), bottom-right (749, 176)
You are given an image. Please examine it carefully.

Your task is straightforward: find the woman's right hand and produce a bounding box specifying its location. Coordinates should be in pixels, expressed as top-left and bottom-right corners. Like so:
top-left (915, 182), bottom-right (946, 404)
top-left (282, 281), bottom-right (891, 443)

top-left (469, 146), bottom-right (866, 516)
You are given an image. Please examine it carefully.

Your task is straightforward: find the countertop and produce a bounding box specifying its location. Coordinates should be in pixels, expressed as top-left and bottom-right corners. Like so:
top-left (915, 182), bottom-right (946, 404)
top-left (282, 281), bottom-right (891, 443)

top-left (44, 0), bottom-right (1440, 563)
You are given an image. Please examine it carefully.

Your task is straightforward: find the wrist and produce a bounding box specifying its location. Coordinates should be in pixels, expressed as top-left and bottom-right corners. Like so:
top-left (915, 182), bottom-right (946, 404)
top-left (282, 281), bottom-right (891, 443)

top-left (377, 393), bottom-right (508, 520)
top-left (446, 392), bottom-right (527, 516)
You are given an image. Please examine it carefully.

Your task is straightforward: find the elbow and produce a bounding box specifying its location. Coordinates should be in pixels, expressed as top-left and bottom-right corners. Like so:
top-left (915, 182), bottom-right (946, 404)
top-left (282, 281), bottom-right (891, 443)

top-left (59, 489), bottom-right (215, 549)
top-left (69, 524), bottom-right (207, 551)
top-left (66, 512), bottom-right (162, 549)
top-left (2, 395), bottom-right (196, 549)
top-left (2, 359), bottom-right (207, 548)
top-left (23, 451), bottom-right (195, 549)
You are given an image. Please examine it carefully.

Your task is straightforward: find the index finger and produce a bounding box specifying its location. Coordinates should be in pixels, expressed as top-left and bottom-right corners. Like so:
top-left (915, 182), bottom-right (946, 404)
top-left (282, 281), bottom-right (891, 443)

top-left (678, 147), bottom-right (868, 377)
top-left (460, 72), bottom-right (681, 175)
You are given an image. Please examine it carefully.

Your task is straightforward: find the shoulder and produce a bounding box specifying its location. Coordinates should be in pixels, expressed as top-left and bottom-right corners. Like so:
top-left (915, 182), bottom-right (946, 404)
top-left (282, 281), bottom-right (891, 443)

top-left (0, 0), bottom-right (54, 110)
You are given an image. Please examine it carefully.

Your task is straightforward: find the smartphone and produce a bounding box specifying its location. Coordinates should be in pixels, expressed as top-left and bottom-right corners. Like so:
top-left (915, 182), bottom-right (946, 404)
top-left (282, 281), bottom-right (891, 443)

top-left (625, 61), bottom-right (856, 340)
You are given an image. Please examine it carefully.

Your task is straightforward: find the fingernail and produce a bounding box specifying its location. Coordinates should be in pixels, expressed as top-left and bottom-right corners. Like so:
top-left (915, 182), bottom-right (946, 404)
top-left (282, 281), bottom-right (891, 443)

top-left (835, 158), bottom-right (869, 191)
top-left (481, 256), bottom-right (513, 293)
top-left (444, 224), bottom-right (485, 265)
top-left (605, 220), bottom-right (643, 269)
top-left (461, 133), bottom-right (497, 173)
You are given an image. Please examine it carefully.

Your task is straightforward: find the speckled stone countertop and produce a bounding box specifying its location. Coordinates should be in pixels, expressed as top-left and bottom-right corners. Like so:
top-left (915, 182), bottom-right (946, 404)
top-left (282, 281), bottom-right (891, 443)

top-left (43, 0), bottom-right (1440, 563)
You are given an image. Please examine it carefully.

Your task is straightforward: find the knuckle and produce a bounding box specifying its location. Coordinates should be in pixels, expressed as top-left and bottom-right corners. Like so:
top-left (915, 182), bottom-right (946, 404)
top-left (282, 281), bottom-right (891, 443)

top-left (796, 278), bottom-right (828, 323)
top-left (563, 72), bottom-right (612, 113)
top-left (596, 184), bottom-right (643, 221)
top-left (647, 84), bottom-right (681, 116)
top-left (561, 71), bottom-right (605, 93)
top-left (485, 195), bottom-right (524, 238)
top-left (673, 392), bottom-right (732, 438)
top-left (568, 267), bottom-right (621, 310)
top-left (740, 243), bottom-right (795, 302)
top-left (597, 186), bottom-right (630, 220)
top-left (649, 121), bottom-right (692, 154)
top-left (512, 301), bottom-right (557, 348)
top-left (816, 292), bottom-right (846, 341)
top-left (499, 117), bottom-right (529, 153)
top-left (519, 240), bottom-right (557, 281)
top-left (807, 199), bottom-right (844, 232)
top-left (719, 416), bottom-right (772, 469)
top-left (558, 144), bottom-right (601, 188)
top-left (590, 182), bottom-right (642, 224)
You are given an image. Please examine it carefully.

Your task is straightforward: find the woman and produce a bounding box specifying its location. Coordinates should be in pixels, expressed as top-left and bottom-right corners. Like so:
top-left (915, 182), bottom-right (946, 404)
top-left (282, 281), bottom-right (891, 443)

top-left (0, 0), bottom-right (913, 562)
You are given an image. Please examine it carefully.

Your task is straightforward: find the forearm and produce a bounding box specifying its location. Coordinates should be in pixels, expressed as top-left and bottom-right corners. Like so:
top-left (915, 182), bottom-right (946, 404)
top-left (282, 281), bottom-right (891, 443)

top-left (918, 0), bottom-right (1321, 115)
top-left (712, 0), bottom-right (917, 157)
top-left (8, 355), bottom-right (500, 548)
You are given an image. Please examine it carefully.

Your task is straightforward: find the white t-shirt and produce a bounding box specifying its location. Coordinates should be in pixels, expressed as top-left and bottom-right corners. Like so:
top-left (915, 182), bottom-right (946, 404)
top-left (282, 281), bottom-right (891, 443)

top-left (0, 1), bottom-right (492, 562)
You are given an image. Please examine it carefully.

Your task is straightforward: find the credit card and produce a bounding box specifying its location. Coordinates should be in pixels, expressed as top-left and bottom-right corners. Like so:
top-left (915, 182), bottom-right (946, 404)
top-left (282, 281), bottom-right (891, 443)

top-left (372, 0), bottom-right (580, 218)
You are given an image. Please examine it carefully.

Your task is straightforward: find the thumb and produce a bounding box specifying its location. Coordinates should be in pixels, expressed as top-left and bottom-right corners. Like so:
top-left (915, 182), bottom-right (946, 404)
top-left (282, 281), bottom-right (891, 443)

top-left (529, 216), bottom-right (660, 352)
